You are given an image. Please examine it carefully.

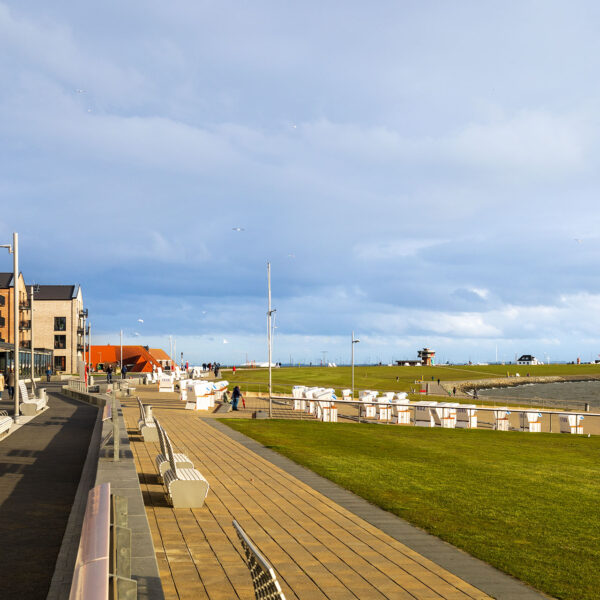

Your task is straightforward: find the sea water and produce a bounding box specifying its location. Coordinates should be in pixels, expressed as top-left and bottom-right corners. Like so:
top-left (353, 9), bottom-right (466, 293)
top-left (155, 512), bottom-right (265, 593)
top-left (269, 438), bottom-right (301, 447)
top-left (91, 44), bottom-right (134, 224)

top-left (480, 380), bottom-right (600, 411)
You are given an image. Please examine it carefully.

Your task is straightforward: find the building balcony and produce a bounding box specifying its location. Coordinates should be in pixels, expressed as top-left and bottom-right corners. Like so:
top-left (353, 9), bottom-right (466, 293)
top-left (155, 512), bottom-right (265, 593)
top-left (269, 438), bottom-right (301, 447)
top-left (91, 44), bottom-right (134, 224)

top-left (19, 320), bottom-right (31, 330)
top-left (19, 302), bottom-right (30, 310)
top-left (77, 325), bottom-right (84, 334)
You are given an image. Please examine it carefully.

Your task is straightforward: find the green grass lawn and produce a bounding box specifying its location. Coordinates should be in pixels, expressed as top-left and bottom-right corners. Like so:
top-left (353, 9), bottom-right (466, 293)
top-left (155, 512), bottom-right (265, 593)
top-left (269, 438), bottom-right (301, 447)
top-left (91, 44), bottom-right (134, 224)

top-left (222, 419), bottom-right (599, 600)
top-left (225, 363), bottom-right (600, 396)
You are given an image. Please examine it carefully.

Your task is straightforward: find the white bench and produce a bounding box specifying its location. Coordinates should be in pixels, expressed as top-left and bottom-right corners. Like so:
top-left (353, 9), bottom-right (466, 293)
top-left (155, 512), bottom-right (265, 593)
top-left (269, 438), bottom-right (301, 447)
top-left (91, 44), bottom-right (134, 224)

top-left (233, 520), bottom-right (286, 600)
top-left (153, 418), bottom-right (194, 480)
top-left (18, 380), bottom-right (47, 416)
top-left (162, 428), bottom-right (209, 508)
top-left (0, 410), bottom-right (13, 436)
top-left (137, 398), bottom-right (158, 442)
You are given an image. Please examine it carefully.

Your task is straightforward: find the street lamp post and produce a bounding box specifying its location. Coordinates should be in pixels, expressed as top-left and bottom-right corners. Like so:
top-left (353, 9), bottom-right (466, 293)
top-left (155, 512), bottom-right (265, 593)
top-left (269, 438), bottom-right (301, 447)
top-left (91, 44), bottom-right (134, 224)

top-left (1, 233), bottom-right (19, 419)
top-left (351, 331), bottom-right (360, 401)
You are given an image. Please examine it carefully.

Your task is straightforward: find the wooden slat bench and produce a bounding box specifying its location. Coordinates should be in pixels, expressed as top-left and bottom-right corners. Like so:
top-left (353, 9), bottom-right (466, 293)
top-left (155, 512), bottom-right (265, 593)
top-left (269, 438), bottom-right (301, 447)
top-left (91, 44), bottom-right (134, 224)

top-left (137, 397), bottom-right (158, 442)
top-left (18, 380), bottom-right (47, 416)
top-left (233, 519), bottom-right (287, 600)
top-left (162, 428), bottom-right (209, 508)
top-left (153, 417), bottom-right (194, 480)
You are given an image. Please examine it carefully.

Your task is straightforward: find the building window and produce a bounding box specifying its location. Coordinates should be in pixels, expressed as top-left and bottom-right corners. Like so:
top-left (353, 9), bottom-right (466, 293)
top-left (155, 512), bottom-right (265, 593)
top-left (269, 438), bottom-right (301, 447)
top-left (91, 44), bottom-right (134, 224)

top-left (54, 335), bottom-right (66, 349)
top-left (54, 317), bottom-right (67, 331)
top-left (54, 356), bottom-right (66, 371)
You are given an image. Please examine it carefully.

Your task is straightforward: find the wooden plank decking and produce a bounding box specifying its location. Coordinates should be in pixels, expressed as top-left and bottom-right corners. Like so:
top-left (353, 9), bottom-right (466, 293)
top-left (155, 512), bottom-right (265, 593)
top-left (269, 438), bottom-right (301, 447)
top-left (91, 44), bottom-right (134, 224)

top-left (122, 389), bottom-right (490, 600)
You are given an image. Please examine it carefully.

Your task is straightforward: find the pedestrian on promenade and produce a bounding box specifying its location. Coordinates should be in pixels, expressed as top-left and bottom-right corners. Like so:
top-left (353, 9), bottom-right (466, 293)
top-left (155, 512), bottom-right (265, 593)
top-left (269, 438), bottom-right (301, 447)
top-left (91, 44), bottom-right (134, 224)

top-left (107, 365), bottom-right (113, 384)
top-left (46, 366), bottom-right (52, 382)
top-left (214, 364), bottom-right (219, 378)
top-left (122, 364), bottom-right (127, 379)
top-left (231, 386), bottom-right (243, 411)
top-left (7, 369), bottom-right (15, 400)
top-left (232, 365), bottom-right (236, 375)
top-left (452, 386), bottom-right (456, 396)
top-left (437, 378), bottom-right (440, 386)
top-left (0, 371), bottom-right (4, 399)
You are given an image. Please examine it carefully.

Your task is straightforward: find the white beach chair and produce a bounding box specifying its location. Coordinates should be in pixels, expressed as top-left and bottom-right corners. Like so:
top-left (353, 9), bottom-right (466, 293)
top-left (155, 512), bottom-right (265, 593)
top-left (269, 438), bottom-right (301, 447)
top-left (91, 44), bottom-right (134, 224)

top-left (414, 401), bottom-right (437, 427)
top-left (559, 413), bottom-right (584, 434)
top-left (493, 408), bottom-right (510, 431)
top-left (456, 405), bottom-right (478, 429)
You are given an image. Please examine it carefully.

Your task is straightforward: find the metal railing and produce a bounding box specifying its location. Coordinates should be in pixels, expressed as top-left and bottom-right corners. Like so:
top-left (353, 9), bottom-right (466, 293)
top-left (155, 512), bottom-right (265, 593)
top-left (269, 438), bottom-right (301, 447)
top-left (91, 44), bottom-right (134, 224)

top-left (268, 395), bottom-right (600, 434)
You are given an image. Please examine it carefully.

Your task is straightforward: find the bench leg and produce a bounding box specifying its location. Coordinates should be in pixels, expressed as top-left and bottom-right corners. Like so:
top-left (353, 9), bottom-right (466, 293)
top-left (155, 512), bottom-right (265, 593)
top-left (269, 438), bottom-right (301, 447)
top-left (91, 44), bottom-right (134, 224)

top-left (169, 480), bottom-right (209, 508)
top-left (140, 425), bottom-right (159, 442)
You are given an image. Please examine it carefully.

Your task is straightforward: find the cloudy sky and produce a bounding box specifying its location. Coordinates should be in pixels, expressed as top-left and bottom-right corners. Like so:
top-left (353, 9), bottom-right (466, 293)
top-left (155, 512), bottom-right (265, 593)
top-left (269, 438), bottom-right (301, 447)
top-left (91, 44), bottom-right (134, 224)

top-left (2, 1), bottom-right (600, 365)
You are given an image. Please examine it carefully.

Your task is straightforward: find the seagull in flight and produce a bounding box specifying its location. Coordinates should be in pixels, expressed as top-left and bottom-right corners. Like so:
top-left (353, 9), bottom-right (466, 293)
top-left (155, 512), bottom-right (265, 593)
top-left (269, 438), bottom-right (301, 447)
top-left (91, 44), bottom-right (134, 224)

top-left (232, 227), bottom-right (245, 232)
top-left (287, 253), bottom-right (295, 258)
top-left (137, 318), bottom-right (144, 323)
top-left (76, 89), bottom-right (87, 94)
top-left (574, 238), bottom-right (582, 244)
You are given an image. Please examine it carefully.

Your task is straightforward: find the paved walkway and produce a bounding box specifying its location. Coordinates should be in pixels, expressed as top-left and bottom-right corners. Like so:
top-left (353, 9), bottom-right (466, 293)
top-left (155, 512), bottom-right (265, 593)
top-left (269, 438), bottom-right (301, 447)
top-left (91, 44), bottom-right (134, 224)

top-left (0, 384), bottom-right (97, 599)
top-left (122, 390), bottom-right (495, 600)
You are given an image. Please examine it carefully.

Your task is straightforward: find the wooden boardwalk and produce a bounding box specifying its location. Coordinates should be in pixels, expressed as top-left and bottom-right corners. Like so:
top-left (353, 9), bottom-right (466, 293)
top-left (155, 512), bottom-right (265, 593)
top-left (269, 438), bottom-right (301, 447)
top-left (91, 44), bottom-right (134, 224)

top-left (122, 388), bottom-right (490, 600)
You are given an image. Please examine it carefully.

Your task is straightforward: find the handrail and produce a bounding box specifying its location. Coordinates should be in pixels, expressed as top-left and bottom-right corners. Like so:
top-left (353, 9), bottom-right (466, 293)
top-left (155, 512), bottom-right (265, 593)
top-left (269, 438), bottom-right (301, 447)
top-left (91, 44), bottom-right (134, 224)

top-left (69, 483), bottom-right (111, 600)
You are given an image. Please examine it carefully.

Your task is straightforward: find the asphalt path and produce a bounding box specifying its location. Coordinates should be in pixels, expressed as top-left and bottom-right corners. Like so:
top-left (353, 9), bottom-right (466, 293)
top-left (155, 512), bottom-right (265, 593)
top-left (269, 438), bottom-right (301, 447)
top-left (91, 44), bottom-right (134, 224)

top-left (0, 384), bottom-right (97, 599)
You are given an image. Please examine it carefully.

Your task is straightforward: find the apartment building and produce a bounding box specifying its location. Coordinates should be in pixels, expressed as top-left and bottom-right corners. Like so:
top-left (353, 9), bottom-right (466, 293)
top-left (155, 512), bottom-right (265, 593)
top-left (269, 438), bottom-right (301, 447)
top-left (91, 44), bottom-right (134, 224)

top-left (0, 272), bottom-right (31, 348)
top-left (32, 285), bottom-right (85, 373)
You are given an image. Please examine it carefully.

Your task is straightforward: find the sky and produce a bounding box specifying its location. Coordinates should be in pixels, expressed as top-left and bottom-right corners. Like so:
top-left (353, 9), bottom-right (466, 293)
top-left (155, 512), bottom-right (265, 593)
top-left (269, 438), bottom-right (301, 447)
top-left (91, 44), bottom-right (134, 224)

top-left (2, 1), bottom-right (600, 365)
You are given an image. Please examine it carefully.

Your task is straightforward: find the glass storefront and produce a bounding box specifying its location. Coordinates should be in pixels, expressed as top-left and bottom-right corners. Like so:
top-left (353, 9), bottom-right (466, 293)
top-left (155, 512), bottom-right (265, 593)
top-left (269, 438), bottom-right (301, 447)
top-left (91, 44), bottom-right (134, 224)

top-left (0, 343), bottom-right (53, 379)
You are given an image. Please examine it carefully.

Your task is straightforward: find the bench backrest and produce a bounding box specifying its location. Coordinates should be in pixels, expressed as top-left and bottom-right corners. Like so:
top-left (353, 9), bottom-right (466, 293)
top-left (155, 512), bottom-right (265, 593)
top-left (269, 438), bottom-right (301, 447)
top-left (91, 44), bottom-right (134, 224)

top-left (232, 520), bottom-right (286, 600)
top-left (153, 417), bottom-right (167, 457)
top-left (19, 380), bottom-right (29, 403)
top-left (163, 428), bottom-right (178, 477)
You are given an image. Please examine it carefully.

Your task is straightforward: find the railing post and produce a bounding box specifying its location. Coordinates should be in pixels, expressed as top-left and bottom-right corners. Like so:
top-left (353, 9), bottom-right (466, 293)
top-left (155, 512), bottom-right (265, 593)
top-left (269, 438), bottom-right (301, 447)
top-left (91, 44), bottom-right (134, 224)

top-left (112, 385), bottom-right (119, 462)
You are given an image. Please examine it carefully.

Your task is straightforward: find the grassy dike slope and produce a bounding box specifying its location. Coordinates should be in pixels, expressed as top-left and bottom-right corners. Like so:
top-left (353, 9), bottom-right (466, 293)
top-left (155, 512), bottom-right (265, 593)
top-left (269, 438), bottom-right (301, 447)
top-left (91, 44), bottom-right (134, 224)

top-left (222, 419), bottom-right (599, 600)
top-left (226, 363), bottom-right (600, 395)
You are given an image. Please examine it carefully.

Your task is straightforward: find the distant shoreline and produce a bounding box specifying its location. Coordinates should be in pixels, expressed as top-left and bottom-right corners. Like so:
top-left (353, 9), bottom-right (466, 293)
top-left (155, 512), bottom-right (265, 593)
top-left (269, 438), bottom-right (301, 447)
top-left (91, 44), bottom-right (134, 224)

top-left (450, 374), bottom-right (600, 394)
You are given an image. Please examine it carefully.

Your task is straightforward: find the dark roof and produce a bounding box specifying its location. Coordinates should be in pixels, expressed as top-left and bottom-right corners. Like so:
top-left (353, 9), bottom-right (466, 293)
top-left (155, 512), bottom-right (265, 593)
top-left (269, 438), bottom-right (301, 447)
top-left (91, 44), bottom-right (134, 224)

top-left (32, 285), bottom-right (76, 301)
top-left (518, 355), bottom-right (535, 361)
top-left (0, 273), bottom-right (13, 288)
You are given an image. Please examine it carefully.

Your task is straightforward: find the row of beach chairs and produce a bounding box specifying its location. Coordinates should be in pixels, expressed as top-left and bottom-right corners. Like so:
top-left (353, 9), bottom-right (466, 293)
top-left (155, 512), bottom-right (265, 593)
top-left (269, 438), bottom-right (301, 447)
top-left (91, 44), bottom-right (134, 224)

top-left (291, 387), bottom-right (586, 433)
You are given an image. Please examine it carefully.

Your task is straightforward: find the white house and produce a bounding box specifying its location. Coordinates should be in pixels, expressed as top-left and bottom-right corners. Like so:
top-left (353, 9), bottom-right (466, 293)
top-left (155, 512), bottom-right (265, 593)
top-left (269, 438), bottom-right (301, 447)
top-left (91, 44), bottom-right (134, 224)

top-left (517, 354), bottom-right (539, 365)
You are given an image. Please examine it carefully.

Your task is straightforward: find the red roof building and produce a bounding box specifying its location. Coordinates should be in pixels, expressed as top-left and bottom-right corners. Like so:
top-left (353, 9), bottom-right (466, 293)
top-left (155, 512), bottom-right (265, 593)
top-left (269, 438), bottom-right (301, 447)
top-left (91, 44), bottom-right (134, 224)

top-left (86, 345), bottom-right (172, 372)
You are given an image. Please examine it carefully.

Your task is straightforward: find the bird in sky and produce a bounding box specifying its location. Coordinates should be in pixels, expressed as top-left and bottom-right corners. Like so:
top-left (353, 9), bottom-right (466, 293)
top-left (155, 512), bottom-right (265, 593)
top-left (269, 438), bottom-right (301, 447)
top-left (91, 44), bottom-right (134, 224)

top-left (232, 227), bottom-right (245, 232)
top-left (76, 89), bottom-right (86, 93)
top-left (138, 318), bottom-right (144, 323)
top-left (574, 238), bottom-right (582, 244)
top-left (287, 253), bottom-right (295, 258)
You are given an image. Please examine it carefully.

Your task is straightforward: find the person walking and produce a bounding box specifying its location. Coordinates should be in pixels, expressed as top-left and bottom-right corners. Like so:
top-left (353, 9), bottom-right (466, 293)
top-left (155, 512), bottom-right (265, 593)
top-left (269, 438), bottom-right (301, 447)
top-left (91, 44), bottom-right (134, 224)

top-left (122, 364), bottom-right (127, 379)
top-left (7, 369), bottom-right (15, 400)
top-left (452, 386), bottom-right (456, 397)
top-left (46, 366), bottom-right (52, 382)
top-left (231, 385), bottom-right (243, 411)
top-left (106, 364), bottom-right (113, 384)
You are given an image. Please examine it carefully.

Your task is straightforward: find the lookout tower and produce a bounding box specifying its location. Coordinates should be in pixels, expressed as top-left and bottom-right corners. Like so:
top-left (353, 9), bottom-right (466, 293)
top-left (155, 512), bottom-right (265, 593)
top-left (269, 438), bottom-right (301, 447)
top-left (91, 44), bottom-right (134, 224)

top-left (417, 348), bottom-right (436, 366)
